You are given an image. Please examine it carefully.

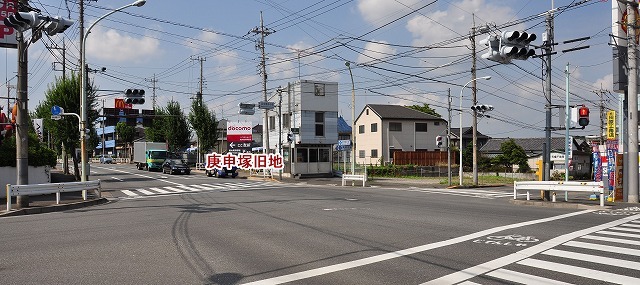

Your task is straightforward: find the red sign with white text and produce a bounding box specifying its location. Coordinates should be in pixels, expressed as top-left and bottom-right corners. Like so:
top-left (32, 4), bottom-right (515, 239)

top-left (227, 121), bottom-right (253, 142)
top-left (0, 0), bottom-right (18, 48)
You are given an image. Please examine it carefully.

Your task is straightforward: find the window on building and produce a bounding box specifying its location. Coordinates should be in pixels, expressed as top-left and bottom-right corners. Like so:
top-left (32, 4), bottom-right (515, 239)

top-left (296, 148), bottom-right (308, 162)
top-left (309, 148), bottom-right (319, 162)
top-left (269, 116), bottom-right (276, 130)
top-left (366, 109), bottom-right (369, 115)
top-left (359, 150), bottom-right (366, 158)
top-left (320, 149), bottom-right (330, 162)
top-left (434, 121), bottom-right (440, 126)
top-left (415, 123), bottom-right (428, 132)
top-left (371, 123), bottom-right (378, 132)
top-left (314, 83), bottom-right (325, 96)
top-left (315, 112), bottom-right (324, 136)
top-left (282, 113), bottom-right (291, 128)
top-left (371, 149), bottom-right (378, 158)
top-left (389, 122), bottom-right (402, 131)
top-left (358, 125), bottom-right (365, 134)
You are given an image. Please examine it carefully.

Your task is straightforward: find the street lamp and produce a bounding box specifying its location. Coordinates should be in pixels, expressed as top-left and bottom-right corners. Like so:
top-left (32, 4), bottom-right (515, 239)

top-left (459, 75), bottom-right (491, 186)
top-left (345, 61), bottom-right (356, 174)
top-left (80, 0), bottom-right (146, 182)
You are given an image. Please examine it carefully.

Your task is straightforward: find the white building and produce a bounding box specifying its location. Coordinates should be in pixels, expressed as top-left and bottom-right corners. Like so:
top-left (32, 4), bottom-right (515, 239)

top-left (267, 80), bottom-right (338, 177)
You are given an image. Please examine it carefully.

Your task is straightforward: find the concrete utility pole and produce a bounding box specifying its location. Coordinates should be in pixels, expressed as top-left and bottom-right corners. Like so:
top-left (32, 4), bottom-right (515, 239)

top-left (191, 56), bottom-right (205, 165)
top-left (147, 74), bottom-right (158, 109)
top-left (447, 88), bottom-right (452, 186)
top-left (15, 26), bottom-right (29, 208)
top-left (543, 9), bottom-right (555, 201)
top-left (79, 0), bottom-right (87, 182)
top-left (251, 12), bottom-right (273, 154)
top-left (626, 1), bottom-right (639, 203)
top-left (470, 21), bottom-right (479, 186)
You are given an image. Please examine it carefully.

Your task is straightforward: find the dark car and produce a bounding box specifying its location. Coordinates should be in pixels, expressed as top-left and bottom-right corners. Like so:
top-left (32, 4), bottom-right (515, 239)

top-left (162, 159), bottom-right (191, 175)
top-left (206, 166), bottom-right (238, 178)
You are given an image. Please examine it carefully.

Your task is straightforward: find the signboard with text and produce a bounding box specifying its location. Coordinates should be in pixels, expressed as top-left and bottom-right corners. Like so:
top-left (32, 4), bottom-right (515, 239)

top-left (205, 152), bottom-right (283, 170)
top-left (227, 121), bottom-right (253, 142)
top-left (115, 98), bottom-right (133, 109)
top-left (0, 0), bottom-right (18, 49)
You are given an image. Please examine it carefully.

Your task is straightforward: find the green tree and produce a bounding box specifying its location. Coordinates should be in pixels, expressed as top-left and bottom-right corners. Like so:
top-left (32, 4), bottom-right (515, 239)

top-left (188, 100), bottom-right (219, 159)
top-left (407, 103), bottom-right (441, 118)
top-left (0, 131), bottom-right (57, 167)
top-left (33, 73), bottom-right (99, 180)
top-left (116, 122), bottom-right (135, 159)
top-left (492, 139), bottom-right (530, 173)
top-left (145, 107), bottom-right (167, 143)
top-left (165, 100), bottom-right (191, 152)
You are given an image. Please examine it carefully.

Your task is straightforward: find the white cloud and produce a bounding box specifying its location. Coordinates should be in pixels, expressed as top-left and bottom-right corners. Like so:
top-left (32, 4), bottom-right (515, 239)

top-left (357, 41), bottom-right (397, 64)
top-left (186, 30), bottom-right (223, 52)
top-left (357, 0), bottom-right (423, 26)
top-left (85, 27), bottom-right (161, 63)
top-left (593, 74), bottom-right (613, 90)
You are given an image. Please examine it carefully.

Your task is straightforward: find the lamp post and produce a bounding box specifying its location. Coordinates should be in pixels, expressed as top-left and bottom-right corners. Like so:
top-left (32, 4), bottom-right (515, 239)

top-left (80, 0), bottom-right (146, 182)
top-left (459, 76), bottom-right (491, 186)
top-left (345, 61), bottom-right (356, 174)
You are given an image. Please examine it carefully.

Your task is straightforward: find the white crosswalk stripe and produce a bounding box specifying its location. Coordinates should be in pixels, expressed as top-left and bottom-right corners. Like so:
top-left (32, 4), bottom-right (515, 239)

top-left (116, 181), bottom-right (298, 198)
top-left (400, 187), bottom-right (515, 199)
top-left (463, 219), bottom-right (640, 285)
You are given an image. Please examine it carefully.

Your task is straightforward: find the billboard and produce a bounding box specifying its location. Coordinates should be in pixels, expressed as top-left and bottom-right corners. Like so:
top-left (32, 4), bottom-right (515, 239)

top-left (227, 121), bottom-right (252, 142)
top-left (0, 0), bottom-right (18, 49)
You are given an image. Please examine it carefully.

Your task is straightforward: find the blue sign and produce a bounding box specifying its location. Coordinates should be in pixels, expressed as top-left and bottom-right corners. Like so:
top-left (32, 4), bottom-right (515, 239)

top-left (335, 145), bottom-right (351, 151)
top-left (338, 140), bottom-right (351, 146)
top-left (51, 105), bottom-right (62, 115)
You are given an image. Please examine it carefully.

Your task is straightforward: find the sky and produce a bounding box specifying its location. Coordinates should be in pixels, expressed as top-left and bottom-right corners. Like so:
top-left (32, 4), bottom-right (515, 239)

top-left (1, 0), bottom-right (617, 139)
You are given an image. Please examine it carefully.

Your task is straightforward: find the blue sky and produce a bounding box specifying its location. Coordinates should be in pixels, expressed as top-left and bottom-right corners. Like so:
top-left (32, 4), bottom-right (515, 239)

top-left (1, 0), bottom-right (615, 138)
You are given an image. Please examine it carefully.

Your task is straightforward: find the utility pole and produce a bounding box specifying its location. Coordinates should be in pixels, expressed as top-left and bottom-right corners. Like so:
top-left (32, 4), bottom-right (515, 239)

top-left (147, 74), bottom-right (158, 109)
top-left (447, 88), bottom-right (452, 186)
top-left (15, 23), bottom-right (29, 208)
top-left (251, 12), bottom-right (273, 154)
top-left (626, 1), bottom-right (639, 203)
top-left (78, 0), bottom-right (88, 182)
top-left (470, 17), bottom-right (479, 186)
top-left (278, 88), bottom-right (283, 180)
top-left (542, 9), bottom-right (555, 201)
top-left (190, 56), bottom-right (206, 166)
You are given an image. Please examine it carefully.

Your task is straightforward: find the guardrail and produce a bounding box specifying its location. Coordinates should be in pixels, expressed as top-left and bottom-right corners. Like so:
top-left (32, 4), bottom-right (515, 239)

top-left (342, 174), bottom-right (367, 187)
top-left (513, 181), bottom-right (604, 207)
top-left (6, 180), bottom-right (101, 211)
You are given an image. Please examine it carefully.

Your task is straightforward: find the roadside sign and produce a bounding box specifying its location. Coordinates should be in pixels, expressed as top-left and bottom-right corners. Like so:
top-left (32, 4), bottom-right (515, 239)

top-left (258, 101), bottom-right (275, 110)
top-left (291, 127), bottom-right (300, 134)
top-left (51, 105), bottom-right (63, 115)
top-left (227, 121), bottom-right (253, 142)
top-left (338, 140), bottom-right (351, 146)
top-left (51, 115), bottom-right (62, 120)
top-left (335, 145), bottom-right (351, 151)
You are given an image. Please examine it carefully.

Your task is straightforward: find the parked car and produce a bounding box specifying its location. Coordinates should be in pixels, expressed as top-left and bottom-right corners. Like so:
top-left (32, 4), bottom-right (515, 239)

top-left (162, 158), bottom-right (191, 175)
top-left (99, 155), bottom-right (113, 164)
top-left (206, 166), bottom-right (238, 178)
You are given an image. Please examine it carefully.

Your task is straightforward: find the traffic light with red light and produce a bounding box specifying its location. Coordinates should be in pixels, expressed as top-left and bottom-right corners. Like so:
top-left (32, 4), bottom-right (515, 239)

top-left (578, 105), bottom-right (589, 127)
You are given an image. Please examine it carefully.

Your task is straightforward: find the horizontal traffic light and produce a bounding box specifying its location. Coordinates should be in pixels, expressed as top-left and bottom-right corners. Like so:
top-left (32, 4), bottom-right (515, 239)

top-left (124, 89), bottom-right (145, 104)
top-left (4, 11), bottom-right (41, 33)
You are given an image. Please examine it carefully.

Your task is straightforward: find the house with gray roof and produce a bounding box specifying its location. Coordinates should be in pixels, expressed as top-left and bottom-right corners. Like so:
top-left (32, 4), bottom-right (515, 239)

top-left (354, 104), bottom-right (447, 164)
top-left (480, 137), bottom-right (591, 178)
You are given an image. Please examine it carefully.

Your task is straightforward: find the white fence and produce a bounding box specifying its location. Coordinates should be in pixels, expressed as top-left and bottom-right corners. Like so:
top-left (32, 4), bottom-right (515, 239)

top-left (513, 181), bottom-right (605, 207)
top-left (6, 180), bottom-right (101, 211)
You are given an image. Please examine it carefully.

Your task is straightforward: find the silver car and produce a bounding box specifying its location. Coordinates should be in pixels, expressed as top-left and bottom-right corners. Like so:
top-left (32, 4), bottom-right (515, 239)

top-left (99, 155), bottom-right (113, 164)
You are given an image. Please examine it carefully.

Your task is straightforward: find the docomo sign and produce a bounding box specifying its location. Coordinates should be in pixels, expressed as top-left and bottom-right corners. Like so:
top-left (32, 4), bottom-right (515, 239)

top-left (205, 152), bottom-right (284, 170)
top-left (227, 121), bottom-right (252, 142)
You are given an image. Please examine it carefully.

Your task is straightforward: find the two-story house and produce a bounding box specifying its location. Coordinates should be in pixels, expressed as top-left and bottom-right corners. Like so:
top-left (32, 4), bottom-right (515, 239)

top-left (267, 80), bottom-right (338, 177)
top-left (354, 104), bottom-right (447, 165)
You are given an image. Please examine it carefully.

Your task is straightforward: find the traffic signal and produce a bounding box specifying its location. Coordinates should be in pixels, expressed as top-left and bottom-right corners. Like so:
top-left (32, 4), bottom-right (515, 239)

top-left (43, 16), bottom-right (74, 36)
top-left (3, 11), bottom-right (41, 33)
top-left (287, 133), bottom-right (293, 143)
top-left (578, 105), bottom-right (589, 127)
top-left (124, 89), bottom-right (145, 104)
top-left (471, 104), bottom-right (494, 112)
top-left (436, 135), bottom-right (443, 148)
top-left (238, 103), bottom-right (256, 115)
top-left (500, 31), bottom-right (536, 61)
top-left (480, 35), bottom-right (508, 63)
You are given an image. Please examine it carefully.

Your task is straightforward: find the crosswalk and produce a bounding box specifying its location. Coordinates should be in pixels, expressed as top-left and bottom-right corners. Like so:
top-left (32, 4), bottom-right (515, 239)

top-left (462, 219), bottom-right (640, 285)
top-left (115, 181), bottom-right (298, 198)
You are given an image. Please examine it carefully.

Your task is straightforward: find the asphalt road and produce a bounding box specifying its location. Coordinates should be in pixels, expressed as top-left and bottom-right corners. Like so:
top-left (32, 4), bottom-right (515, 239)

top-left (1, 164), bottom-right (639, 285)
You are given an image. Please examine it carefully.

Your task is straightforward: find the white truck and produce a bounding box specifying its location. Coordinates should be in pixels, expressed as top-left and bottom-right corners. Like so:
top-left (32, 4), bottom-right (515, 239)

top-left (133, 142), bottom-right (168, 171)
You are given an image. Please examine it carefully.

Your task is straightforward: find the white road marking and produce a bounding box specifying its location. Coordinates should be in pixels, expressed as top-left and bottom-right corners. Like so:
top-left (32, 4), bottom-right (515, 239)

top-left (174, 185), bottom-right (202, 192)
top-left (94, 166), bottom-right (183, 186)
top-left (111, 177), bottom-right (123, 181)
top-left (563, 241), bottom-right (640, 256)
top-left (121, 190), bottom-right (138, 197)
top-left (421, 214), bottom-right (640, 285)
top-left (137, 189), bottom-right (156, 195)
top-left (580, 234), bottom-right (640, 246)
top-left (163, 186), bottom-right (187, 193)
top-left (621, 223), bottom-right (640, 228)
top-left (458, 281), bottom-right (483, 285)
top-left (149, 187), bottom-right (171, 194)
top-left (542, 249), bottom-right (640, 270)
top-left (485, 268), bottom-right (573, 285)
top-left (596, 230), bottom-right (640, 239)
top-left (517, 258), bottom-right (640, 285)
top-left (242, 210), bottom-right (595, 285)
top-left (609, 226), bottom-right (640, 233)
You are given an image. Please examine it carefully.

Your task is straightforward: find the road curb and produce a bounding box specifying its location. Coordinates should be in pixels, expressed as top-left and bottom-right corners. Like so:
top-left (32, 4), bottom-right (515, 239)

top-left (509, 199), bottom-right (612, 210)
top-left (0, 198), bottom-right (109, 217)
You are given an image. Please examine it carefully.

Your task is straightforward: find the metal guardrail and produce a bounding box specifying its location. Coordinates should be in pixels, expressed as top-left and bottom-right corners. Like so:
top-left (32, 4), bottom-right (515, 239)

top-left (513, 181), bottom-right (605, 207)
top-left (6, 180), bottom-right (101, 211)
